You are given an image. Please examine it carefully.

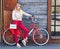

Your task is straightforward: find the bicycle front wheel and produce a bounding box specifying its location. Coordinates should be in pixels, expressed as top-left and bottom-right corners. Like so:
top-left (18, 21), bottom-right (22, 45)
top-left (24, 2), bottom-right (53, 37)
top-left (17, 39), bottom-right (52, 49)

top-left (3, 28), bottom-right (16, 45)
top-left (33, 28), bottom-right (49, 45)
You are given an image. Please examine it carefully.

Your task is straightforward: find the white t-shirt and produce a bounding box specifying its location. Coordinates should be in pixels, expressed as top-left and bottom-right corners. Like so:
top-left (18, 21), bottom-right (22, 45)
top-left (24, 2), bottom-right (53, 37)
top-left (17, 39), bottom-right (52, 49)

top-left (12, 10), bottom-right (32, 21)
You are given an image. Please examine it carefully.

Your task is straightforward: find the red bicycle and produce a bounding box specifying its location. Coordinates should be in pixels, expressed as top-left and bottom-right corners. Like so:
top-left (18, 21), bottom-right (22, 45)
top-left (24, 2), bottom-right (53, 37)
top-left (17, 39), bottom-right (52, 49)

top-left (3, 17), bottom-right (49, 46)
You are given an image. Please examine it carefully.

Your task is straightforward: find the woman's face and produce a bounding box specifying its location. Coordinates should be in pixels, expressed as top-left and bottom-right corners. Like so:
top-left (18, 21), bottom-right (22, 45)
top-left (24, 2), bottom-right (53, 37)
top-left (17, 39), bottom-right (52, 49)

top-left (16, 4), bottom-right (21, 11)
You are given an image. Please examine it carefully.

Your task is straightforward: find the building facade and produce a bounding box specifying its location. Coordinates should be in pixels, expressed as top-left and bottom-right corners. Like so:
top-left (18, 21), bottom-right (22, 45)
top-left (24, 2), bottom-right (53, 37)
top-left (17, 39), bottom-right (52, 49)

top-left (0, 0), bottom-right (60, 43)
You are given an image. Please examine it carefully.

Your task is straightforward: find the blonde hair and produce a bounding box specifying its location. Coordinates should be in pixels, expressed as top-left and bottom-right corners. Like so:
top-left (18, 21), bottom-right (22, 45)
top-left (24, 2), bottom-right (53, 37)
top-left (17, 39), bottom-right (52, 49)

top-left (13, 3), bottom-right (23, 14)
top-left (14, 3), bottom-right (22, 10)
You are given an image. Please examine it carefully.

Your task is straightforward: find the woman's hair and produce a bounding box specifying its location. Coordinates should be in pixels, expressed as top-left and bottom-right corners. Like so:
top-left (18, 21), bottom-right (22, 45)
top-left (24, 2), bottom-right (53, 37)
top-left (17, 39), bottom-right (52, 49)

top-left (14, 3), bottom-right (22, 10)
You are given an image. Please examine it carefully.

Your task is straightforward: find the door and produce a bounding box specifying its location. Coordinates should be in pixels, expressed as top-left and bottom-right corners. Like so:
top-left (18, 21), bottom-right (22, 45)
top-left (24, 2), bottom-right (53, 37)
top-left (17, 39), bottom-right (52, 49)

top-left (2, 0), bottom-right (17, 42)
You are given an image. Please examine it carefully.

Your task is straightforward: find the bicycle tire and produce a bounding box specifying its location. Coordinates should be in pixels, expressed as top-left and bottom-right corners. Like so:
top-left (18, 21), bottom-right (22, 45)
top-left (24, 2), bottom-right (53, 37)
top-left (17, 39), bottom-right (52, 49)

top-left (33, 28), bottom-right (49, 45)
top-left (3, 28), bottom-right (16, 45)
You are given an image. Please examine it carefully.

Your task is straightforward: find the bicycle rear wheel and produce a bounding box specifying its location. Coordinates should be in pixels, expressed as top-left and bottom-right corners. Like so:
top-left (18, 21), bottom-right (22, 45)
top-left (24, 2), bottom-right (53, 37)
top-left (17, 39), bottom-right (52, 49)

top-left (3, 28), bottom-right (16, 45)
top-left (33, 28), bottom-right (49, 45)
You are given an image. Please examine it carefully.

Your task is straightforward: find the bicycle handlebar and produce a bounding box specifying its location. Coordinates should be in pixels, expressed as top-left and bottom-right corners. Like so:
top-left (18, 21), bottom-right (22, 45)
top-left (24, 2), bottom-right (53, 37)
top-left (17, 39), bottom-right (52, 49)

top-left (25, 15), bottom-right (39, 24)
top-left (31, 16), bottom-right (39, 24)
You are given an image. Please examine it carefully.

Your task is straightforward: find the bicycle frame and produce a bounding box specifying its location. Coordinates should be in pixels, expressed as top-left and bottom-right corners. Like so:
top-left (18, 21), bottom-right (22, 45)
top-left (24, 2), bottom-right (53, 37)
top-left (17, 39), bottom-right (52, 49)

top-left (28, 22), bottom-right (41, 37)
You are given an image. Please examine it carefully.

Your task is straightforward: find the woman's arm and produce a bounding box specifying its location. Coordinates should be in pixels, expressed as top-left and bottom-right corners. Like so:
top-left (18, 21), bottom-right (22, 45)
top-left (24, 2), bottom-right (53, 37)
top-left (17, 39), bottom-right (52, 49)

top-left (22, 10), bottom-right (32, 17)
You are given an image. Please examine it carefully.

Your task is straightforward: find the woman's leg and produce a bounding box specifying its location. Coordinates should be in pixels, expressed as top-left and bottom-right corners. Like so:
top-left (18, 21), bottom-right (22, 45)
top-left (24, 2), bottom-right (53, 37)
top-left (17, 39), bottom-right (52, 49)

top-left (13, 29), bottom-right (18, 44)
top-left (18, 21), bottom-right (29, 39)
top-left (12, 21), bottom-right (21, 47)
top-left (18, 21), bottom-right (29, 46)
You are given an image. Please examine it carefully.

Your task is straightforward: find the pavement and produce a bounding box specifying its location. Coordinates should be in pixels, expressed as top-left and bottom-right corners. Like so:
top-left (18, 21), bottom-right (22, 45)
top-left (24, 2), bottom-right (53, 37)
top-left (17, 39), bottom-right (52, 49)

top-left (0, 42), bottom-right (60, 49)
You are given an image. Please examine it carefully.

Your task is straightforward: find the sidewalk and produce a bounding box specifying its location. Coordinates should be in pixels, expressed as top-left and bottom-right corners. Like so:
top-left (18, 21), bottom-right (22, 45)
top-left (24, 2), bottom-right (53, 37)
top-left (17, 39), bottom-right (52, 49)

top-left (0, 43), bottom-right (60, 49)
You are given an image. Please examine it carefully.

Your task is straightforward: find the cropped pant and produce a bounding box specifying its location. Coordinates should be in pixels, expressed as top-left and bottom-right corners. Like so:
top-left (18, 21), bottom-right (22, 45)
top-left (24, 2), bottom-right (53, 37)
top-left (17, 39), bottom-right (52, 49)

top-left (12, 20), bottom-right (29, 44)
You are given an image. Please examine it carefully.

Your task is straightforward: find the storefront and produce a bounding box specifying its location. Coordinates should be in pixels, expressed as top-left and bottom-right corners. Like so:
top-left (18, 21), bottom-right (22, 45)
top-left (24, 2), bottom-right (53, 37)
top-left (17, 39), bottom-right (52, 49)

top-left (0, 0), bottom-right (60, 43)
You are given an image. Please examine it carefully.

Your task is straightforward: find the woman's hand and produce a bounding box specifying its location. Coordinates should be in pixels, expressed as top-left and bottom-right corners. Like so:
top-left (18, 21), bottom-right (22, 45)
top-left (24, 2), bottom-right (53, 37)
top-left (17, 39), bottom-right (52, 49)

top-left (30, 15), bottom-right (36, 18)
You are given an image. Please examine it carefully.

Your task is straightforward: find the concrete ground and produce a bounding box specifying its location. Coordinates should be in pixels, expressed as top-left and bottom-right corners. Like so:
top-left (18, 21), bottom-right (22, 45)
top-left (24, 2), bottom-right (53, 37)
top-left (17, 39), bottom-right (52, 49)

top-left (0, 42), bottom-right (60, 49)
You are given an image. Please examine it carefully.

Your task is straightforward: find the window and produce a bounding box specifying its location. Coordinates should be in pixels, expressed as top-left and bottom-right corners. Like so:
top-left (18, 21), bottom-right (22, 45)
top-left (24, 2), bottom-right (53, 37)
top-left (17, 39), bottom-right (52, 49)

top-left (51, 0), bottom-right (60, 36)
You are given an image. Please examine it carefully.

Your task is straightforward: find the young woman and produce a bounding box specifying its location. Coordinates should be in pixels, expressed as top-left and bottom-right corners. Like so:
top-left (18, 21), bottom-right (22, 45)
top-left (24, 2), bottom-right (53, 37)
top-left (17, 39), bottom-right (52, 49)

top-left (12, 3), bottom-right (32, 47)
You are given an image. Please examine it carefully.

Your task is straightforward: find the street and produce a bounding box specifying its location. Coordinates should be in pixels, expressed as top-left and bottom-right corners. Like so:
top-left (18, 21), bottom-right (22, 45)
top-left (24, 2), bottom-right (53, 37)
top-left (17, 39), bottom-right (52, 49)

top-left (0, 43), bottom-right (60, 49)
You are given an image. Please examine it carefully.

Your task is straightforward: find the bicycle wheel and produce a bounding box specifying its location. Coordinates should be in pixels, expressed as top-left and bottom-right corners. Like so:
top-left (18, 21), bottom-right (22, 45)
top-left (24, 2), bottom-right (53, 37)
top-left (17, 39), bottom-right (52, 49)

top-left (3, 28), bottom-right (16, 45)
top-left (33, 28), bottom-right (49, 45)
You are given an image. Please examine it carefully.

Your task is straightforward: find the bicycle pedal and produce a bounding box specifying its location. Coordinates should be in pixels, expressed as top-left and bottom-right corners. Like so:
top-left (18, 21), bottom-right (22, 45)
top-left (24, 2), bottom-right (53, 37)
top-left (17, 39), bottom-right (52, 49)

top-left (40, 35), bottom-right (43, 38)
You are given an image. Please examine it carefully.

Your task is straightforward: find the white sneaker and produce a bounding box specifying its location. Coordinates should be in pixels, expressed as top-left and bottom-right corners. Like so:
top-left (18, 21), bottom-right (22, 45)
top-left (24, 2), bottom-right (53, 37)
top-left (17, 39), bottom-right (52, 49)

top-left (17, 43), bottom-right (21, 48)
top-left (22, 39), bottom-right (26, 46)
top-left (25, 37), bottom-right (28, 42)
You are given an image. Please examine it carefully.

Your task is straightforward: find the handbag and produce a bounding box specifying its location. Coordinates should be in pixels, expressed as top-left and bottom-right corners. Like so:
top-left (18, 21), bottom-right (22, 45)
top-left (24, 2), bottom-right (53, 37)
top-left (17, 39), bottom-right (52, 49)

top-left (10, 24), bottom-right (17, 29)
